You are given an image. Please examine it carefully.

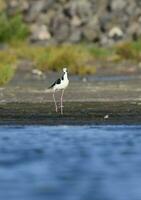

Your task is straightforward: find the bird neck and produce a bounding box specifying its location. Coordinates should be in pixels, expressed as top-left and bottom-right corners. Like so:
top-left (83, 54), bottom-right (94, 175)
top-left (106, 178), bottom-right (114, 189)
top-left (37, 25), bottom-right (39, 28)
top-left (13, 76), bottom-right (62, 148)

top-left (64, 72), bottom-right (68, 80)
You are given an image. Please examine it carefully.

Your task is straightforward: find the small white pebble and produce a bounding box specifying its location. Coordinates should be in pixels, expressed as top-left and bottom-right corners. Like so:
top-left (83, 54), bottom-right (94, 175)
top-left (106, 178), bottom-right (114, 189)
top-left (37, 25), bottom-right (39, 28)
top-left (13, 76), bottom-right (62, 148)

top-left (104, 114), bottom-right (109, 119)
top-left (82, 77), bottom-right (87, 82)
top-left (32, 69), bottom-right (43, 76)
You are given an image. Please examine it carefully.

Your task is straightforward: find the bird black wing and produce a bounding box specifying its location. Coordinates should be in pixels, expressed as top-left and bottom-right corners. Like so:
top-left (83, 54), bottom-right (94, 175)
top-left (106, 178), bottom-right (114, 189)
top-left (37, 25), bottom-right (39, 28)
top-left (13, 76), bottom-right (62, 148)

top-left (48, 78), bottom-right (61, 89)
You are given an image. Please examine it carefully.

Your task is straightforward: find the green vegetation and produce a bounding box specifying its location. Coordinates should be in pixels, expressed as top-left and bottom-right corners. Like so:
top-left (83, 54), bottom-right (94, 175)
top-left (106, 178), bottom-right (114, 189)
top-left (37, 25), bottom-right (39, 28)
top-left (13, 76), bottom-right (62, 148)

top-left (88, 45), bottom-right (113, 59)
top-left (0, 13), bottom-right (29, 43)
top-left (0, 48), bottom-right (17, 86)
top-left (35, 45), bottom-right (96, 74)
top-left (0, 64), bottom-right (15, 86)
top-left (116, 41), bottom-right (141, 61)
top-left (0, 0), bottom-right (5, 12)
top-left (0, 40), bottom-right (141, 85)
top-left (7, 42), bottom-right (97, 75)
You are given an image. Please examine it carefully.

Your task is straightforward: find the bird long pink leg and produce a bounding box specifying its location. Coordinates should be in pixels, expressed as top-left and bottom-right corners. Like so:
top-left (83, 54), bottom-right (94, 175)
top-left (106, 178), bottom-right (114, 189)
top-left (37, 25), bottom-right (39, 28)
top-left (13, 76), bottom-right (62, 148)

top-left (61, 89), bottom-right (65, 115)
top-left (53, 92), bottom-right (58, 112)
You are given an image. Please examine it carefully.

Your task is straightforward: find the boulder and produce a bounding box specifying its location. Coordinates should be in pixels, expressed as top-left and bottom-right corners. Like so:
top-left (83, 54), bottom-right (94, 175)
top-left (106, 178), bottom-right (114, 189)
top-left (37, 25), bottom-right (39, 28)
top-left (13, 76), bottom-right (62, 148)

top-left (30, 24), bottom-right (51, 41)
top-left (69, 28), bottom-right (82, 43)
top-left (50, 13), bottom-right (70, 42)
top-left (25, 0), bottom-right (55, 22)
top-left (71, 15), bottom-right (82, 27)
top-left (82, 17), bottom-right (101, 42)
top-left (110, 0), bottom-right (127, 11)
top-left (108, 26), bottom-right (124, 40)
top-left (64, 0), bottom-right (92, 22)
top-left (127, 22), bottom-right (141, 40)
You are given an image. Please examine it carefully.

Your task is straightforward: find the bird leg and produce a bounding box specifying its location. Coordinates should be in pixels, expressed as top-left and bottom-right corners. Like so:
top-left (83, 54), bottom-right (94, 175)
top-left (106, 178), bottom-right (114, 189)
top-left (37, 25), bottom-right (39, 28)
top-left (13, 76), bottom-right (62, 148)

top-left (53, 92), bottom-right (58, 112)
top-left (60, 89), bottom-right (65, 115)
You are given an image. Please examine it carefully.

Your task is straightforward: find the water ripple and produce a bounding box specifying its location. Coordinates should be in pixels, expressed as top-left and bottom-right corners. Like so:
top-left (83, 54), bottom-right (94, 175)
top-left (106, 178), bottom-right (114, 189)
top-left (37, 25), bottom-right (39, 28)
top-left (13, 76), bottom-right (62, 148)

top-left (0, 125), bottom-right (141, 200)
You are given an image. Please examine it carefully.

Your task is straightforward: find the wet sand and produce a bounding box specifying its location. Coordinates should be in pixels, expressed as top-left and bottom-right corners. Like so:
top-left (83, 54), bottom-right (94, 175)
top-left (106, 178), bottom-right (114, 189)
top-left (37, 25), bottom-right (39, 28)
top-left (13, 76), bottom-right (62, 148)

top-left (0, 101), bottom-right (140, 125)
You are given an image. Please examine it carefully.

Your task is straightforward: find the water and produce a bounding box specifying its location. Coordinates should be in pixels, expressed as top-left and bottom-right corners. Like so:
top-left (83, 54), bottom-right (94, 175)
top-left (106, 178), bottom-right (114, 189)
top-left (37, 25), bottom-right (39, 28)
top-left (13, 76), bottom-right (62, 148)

top-left (0, 125), bottom-right (141, 200)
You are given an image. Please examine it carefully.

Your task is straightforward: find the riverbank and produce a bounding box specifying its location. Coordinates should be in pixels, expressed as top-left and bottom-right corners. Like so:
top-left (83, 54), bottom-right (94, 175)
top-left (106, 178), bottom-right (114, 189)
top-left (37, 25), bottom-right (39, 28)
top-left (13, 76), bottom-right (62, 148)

top-left (0, 101), bottom-right (141, 125)
top-left (0, 73), bottom-right (141, 125)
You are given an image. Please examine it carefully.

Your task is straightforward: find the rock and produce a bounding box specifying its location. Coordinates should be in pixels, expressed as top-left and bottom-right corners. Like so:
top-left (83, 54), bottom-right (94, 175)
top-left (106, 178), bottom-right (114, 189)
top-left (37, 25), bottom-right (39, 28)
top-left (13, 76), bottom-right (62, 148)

top-left (31, 69), bottom-right (46, 79)
top-left (83, 18), bottom-right (100, 42)
top-left (108, 26), bottom-right (124, 40)
top-left (25, 0), bottom-right (54, 22)
top-left (50, 14), bottom-right (70, 43)
top-left (32, 69), bottom-right (43, 76)
top-left (38, 10), bottom-right (56, 26)
top-left (69, 28), bottom-right (82, 43)
top-left (30, 24), bottom-right (51, 41)
top-left (8, 0), bottom-right (18, 8)
top-left (8, 1), bottom-right (29, 12)
top-left (76, 0), bottom-right (92, 20)
top-left (104, 114), bottom-right (109, 119)
top-left (100, 35), bottom-right (109, 46)
top-left (65, 0), bottom-right (92, 21)
top-left (127, 22), bottom-right (141, 40)
top-left (20, 1), bottom-right (29, 12)
top-left (125, 1), bottom-right (136, 16)
top-left (110, 0), bottom-right (127, 11)
top-left (6, 0), bottom-right (29, 15)
top-left (3, 0), bottom-right (141, 46)
top-left (71, 15), bottom-right (82, 27)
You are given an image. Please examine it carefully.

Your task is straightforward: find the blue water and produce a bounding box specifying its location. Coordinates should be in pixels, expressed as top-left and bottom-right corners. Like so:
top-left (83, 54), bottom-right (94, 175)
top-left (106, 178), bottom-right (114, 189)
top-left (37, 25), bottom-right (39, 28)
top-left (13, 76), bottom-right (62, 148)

top-left (0, 125), bottom-right (141, 200)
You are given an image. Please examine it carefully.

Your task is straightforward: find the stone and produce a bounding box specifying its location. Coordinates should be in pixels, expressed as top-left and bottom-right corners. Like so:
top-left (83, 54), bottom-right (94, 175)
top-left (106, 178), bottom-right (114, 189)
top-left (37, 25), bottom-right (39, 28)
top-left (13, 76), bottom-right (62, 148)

top-left (38, 10), bottom-right (56, 26)
top-left (25, 0), bottom-right (54, 22)
top-left (82, 18), bottom-right (100, 42)
top-left (30, 24), bottom-right (51, 41)
top-left (125, 1), bottom-right (136, 16)
top-left (20, 1), bottom-right (29, 12)
top-left (71, 15), bottom-right (82, 27)
top-left (3, 0), bottom-right (141, 46)
top-left (8, 0), bottom-right (18, 8)
top-left (108, 26), bottom-right (124, 40)
top-left (65, 0), bottom-right (92, 21)
top-left (110, 0), bottom-right (127, 11)
top-left (50, 14), bottom-right (70, 42)
top-left (127, 22), bottom-right (141, 39)
top-left (69, 28), bottom-right (82, 43)
top-left (100, 35), bottom-right (109, 46)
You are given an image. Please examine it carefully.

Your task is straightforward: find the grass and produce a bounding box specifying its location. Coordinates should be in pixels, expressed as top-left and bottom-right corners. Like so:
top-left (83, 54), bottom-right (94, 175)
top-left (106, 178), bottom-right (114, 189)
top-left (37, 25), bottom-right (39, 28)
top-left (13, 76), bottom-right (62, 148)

top-left (0, 40), bottom-right (141, 85)
top-left (35, 45), bottom-right (96, 74)
top-left (88, 45), bottom-right (113, 59)
top-left (0, 12), bottom-right (29, 43)
top-left (8, 42), bottom-right (97, 75)
top-left (0, 64), bottom-right (16, 86)
top-left (0, 0), bottom-right (5, 12)
top-left (0, 48), bottom-right (17, 86)
top-left (116, 40), bottom-right (141, 61)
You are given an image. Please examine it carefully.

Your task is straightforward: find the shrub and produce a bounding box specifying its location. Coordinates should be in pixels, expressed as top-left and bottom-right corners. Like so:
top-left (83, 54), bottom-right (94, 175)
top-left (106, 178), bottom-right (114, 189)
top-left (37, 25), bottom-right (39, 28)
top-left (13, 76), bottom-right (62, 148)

top-left (36, 45), bottom-right (96, 74)
top-left (116, 41), bottom-right (141, 61)
top-left (0, 13), bottom-right (29, 43)
top-left (0, 64), bottom-right (15, 86)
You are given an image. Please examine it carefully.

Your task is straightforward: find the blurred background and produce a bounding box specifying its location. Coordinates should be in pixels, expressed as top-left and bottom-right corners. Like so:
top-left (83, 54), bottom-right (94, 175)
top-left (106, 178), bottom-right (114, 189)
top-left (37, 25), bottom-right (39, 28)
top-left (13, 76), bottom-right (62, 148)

top-left (0, 0), bottom-right (141, 85)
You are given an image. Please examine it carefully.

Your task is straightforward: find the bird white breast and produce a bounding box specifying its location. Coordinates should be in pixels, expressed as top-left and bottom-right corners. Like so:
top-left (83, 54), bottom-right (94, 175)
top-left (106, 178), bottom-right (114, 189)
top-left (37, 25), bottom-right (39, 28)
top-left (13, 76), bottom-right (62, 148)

top-left (54, 79), bottom-right (69, 90)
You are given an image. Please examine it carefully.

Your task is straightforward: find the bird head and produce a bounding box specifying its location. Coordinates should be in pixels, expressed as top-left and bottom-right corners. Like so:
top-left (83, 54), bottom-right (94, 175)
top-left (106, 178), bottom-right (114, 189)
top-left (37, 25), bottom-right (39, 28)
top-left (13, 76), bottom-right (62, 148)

top-left (63, 68), bottom-right (67, 73)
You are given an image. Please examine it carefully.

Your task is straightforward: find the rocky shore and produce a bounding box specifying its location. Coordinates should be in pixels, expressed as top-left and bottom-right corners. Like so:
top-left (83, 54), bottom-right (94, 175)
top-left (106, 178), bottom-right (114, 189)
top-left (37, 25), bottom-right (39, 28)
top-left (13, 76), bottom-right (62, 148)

top-left (4, 0), bottom-right (141, 46)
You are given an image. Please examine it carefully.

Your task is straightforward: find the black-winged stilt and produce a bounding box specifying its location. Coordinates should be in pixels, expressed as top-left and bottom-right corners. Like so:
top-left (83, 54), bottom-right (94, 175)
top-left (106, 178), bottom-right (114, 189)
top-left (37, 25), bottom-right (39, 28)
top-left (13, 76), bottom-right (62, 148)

top-left (49, 68), bottom-right (69, 114)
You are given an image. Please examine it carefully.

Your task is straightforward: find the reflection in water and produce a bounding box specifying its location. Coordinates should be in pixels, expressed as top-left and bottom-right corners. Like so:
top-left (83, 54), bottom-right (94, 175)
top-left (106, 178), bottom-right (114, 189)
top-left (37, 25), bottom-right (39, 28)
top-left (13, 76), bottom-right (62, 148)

top-left (0, 125), bottom-right (141, 200)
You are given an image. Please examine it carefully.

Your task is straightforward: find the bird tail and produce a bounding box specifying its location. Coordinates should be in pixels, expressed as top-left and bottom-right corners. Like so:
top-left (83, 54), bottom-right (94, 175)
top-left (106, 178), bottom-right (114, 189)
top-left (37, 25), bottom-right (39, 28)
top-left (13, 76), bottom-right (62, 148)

top-left (48, 85), bottom-right (54, 89)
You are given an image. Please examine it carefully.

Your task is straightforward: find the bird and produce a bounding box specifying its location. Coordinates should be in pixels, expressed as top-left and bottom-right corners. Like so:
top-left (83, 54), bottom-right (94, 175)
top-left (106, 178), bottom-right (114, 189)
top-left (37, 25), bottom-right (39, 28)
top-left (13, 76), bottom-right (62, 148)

top-left (48, 68), bottom-right (69, 115)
